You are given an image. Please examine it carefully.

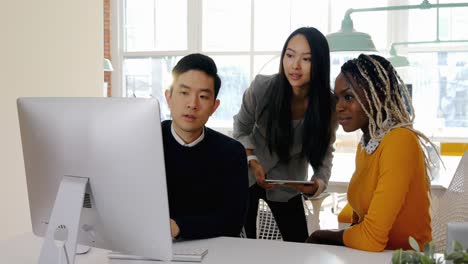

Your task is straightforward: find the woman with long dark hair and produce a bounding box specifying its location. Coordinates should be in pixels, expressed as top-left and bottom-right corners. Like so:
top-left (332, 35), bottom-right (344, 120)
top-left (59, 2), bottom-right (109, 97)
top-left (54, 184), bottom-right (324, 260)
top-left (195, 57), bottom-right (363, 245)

top-left (233, 27), bottom-right (336, 242)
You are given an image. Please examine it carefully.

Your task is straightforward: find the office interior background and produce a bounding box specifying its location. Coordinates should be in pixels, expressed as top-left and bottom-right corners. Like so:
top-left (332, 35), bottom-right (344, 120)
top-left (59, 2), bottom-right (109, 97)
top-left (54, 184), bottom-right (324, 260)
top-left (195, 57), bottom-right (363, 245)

top-left (2, 0), bottom-right (467, 241)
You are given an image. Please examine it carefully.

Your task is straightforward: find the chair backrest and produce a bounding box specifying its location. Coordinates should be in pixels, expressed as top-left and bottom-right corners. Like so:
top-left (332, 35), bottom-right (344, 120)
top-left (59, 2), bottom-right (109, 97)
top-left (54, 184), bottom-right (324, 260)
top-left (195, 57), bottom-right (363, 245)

top-left (432, 151), bottom-right (468, 252)
top-left (256, 196), bottom-right (319, 239)
top-left (256, 199), bottom-right (282, 240)
top-left (446, 222), bottom-right (468, 252)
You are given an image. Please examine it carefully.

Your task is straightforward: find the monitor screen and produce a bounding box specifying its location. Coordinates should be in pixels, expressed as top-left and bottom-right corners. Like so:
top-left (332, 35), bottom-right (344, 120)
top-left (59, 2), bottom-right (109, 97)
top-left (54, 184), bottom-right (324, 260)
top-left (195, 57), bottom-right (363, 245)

top-left (17, 97), bottom-right (172, 262)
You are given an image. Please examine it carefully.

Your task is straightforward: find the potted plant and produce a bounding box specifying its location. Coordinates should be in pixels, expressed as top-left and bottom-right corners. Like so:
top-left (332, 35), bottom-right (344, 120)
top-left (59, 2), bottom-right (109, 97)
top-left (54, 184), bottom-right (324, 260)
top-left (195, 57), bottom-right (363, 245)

top-left (392, 237), bottom-right (468, 264)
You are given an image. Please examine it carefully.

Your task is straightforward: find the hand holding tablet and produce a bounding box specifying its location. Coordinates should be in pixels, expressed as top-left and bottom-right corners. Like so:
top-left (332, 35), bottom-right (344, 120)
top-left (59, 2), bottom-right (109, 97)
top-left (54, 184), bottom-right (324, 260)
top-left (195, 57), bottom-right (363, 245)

top-left (264, 179), bottom-right (315, 185)
top-left (265, 178), bottom-right (319, 196)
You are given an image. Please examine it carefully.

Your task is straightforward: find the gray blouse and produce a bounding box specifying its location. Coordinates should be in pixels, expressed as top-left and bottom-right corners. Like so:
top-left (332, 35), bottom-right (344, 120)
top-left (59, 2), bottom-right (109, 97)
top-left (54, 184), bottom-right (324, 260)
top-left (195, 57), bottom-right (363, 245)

top-left (233, 74), bottom-right (336, 202)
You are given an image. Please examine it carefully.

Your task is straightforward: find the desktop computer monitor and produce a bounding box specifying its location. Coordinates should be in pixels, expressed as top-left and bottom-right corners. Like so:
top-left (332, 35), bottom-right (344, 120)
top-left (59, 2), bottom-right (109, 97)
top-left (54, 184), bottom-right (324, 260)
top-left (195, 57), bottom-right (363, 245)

top-left (17, 97), bottom-right (172, 263)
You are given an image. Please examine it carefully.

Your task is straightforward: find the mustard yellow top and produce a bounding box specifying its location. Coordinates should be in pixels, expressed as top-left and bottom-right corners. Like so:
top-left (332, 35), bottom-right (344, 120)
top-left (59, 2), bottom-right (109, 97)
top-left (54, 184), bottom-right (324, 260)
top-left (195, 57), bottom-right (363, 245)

top-left (343, 128), bottom-right (432, 252)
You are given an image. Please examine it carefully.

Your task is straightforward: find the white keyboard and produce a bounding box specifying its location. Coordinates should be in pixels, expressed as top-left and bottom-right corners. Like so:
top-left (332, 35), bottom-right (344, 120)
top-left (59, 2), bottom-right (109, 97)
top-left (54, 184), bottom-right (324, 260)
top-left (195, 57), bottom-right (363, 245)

top-left (173, 247), bottom-right (208, 262)
top-left (108, 247), bottom-right (208, 262)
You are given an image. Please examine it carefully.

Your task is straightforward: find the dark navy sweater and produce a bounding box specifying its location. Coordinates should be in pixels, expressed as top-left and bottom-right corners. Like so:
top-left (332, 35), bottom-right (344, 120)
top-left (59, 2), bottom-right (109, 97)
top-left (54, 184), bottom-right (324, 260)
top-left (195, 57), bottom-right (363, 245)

top-left (161, 120), bottom-right (248, 239)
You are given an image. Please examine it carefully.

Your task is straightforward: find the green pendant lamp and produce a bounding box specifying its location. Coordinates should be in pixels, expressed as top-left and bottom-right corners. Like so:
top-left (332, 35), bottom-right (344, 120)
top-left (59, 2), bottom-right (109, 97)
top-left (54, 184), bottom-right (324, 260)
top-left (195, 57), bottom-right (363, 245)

top-left (326, 14), bottom-right (377, 52)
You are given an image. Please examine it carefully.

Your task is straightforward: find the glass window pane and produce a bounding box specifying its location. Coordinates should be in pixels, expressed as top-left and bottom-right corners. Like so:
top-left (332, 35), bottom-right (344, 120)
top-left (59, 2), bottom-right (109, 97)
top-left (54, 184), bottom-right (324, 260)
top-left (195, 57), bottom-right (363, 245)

top-left (290, 0), bottom-right (328, 34)
top-left (125, 0), bottom-right (187, 51)
top-left (207, 55), bottom-right (250, 124)
top-left (408, 0), bottom-right (437, 41)
top-left (155, 0), bottom-right (187, 50)
top-left (407, 52), bottom-right (468, 136)
top-left (125, 0), bottom-right (155, 51)
top-left (408, 9), bottom-right (437, 41)
top-left (254, 0), bottom-right (326, 51)
top-left (203, 0), bottom-right (251, 51)
top-left (124, 58), bottom-right (152, 98)
top-left (254, 55), bottom-right (280, 76)
top-left (438, 6), bottom-right (468, 40)
top-left (439, 0), bottom-right (468, 39)
top-left (408, 54), bottom-right (441, 133)
top-left (124, 57), bottom-right (182, 120)
top-left (254, 0), bottom-right (291, 51)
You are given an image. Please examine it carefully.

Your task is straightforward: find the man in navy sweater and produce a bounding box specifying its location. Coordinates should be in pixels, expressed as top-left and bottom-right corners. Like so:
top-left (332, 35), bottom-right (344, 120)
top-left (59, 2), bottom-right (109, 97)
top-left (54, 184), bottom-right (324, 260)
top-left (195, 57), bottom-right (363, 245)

top-left (163, 53), bottom-right (249, 240)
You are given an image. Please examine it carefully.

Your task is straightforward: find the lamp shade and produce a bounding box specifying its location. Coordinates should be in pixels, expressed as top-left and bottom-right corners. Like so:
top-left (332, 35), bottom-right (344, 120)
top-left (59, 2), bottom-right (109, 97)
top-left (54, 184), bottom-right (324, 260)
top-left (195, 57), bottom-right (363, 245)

top-left (387, 45), bottom-right (410, 67)
top-left (104, 58), bottom-right (114, 72)
top-left (326, 14), bottom-right (377, 52)
top-left (387, 55), bottom-right (410, 68)
top-left (327, 31), bottom-right (377, 52)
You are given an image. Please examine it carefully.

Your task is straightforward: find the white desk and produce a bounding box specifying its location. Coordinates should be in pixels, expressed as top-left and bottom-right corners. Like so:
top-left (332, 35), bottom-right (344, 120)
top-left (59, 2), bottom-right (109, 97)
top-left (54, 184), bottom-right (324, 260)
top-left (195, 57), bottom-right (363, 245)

top-left (1, 233), bottom-right (393, 264)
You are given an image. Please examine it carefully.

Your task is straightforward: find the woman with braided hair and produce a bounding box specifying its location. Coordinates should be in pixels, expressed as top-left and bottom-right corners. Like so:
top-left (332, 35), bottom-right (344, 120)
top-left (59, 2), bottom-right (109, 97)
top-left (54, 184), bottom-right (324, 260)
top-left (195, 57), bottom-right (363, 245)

top-left (306, 54), bottom-right (435, 251)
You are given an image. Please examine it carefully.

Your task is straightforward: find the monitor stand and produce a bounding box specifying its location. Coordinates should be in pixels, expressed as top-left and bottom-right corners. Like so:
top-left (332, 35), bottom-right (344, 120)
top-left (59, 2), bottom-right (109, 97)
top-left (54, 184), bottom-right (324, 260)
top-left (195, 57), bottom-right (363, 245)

top-left (38, 175), bottom-right (88, 264)
top-left (76, 244), bottom-right (91, 254)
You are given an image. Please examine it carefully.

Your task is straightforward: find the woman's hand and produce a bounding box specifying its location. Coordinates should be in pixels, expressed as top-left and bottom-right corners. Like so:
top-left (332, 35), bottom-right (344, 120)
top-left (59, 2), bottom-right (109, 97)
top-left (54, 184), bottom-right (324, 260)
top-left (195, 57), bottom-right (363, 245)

top-left (305, 229), bottom-right (345, 246)
top-left (250, 160), bottom-right (276, 190)
top-left (284, 177), bottom-right (318, 196)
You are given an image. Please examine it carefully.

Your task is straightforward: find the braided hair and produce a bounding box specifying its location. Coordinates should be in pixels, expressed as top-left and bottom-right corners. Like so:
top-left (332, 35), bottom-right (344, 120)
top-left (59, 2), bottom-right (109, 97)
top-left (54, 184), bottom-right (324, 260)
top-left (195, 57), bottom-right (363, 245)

top-left (341, 54), bottom-right (439, 186)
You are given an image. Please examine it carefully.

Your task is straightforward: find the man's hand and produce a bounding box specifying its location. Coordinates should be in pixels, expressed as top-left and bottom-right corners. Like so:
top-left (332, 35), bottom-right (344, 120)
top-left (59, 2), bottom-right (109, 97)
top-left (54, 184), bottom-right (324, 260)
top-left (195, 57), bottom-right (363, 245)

top-left (284, 177), bottom-right (318, 195)
top-left (170, 218), bottom-right (180, 238)
top-left (250, 160), bottom-right (276, 190)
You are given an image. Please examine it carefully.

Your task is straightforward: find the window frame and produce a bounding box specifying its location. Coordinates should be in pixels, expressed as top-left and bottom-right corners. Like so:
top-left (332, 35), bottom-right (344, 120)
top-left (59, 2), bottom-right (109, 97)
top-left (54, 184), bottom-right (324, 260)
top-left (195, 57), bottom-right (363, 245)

top-left (110, 0), bottom-right (468, 143)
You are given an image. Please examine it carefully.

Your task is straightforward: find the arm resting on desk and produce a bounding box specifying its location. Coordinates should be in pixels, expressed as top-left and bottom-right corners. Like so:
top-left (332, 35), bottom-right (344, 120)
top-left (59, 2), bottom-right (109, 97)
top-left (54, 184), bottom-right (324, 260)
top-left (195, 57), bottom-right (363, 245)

top-left (306, 229), bottom-right (345, 246)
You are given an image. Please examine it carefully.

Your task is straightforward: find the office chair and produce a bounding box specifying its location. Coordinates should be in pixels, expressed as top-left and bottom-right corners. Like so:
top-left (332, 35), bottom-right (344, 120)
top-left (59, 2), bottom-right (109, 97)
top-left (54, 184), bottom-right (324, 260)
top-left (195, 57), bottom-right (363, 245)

top-left (256, 199), bottom-right (283, 240)
top-left (431, 151), bottom-right (468, 252)
top-left (256, 195), bottom-right (323, 239)
top-left (446, 222), bottom-right (468, 252)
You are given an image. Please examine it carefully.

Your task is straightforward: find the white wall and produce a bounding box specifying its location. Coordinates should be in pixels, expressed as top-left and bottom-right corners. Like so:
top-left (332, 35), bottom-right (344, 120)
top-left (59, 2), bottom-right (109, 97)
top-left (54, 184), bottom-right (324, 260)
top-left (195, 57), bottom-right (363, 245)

top-left (0, 0), bottom-right (103, 240)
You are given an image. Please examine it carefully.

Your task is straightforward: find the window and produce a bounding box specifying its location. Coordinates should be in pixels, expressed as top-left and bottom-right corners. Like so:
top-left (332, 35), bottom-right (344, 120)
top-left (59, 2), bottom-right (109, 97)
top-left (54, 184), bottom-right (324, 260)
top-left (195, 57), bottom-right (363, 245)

top-left (113, 0), bottom-right (468, 143)
top-left (403, 0), bottom-right (468, 140)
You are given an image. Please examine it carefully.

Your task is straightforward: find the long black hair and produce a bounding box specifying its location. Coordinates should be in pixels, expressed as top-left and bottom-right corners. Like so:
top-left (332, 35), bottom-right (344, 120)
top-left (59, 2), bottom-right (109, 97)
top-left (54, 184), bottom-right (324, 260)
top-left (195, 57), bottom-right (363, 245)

top-left (264, 27), bottom-right (334, 170)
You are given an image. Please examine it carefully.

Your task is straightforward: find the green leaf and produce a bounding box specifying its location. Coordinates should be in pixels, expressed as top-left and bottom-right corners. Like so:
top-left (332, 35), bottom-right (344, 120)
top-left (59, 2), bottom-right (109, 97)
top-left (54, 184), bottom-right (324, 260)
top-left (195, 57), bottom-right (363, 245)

top-left (446, 253), bottom-right (457, 260)
top-left (423, 241), bottom-right (435, 257)
top-left (453, 240), bottom-right (463, 252)
top-left (394, 238), bottom-right (468, 264)
top-left (451, 251), bottom-right (464, 260)
top-left (445, 252), bottom-right (458, 260)
top-left (420, 255), bottom-right (433, 264)
top-left (392, 249), bottom-right (403, 264)
top-left (409, 236), bottom-right (421, 252)
top-left (412, 251), bottom-right (422, 261)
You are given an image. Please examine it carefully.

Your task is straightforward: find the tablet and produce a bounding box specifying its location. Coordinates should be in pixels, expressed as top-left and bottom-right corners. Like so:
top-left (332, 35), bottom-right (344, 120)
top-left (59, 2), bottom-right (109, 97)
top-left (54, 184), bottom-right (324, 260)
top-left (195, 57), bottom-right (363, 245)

top-left (264, 179), bottom-right (315, 185)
